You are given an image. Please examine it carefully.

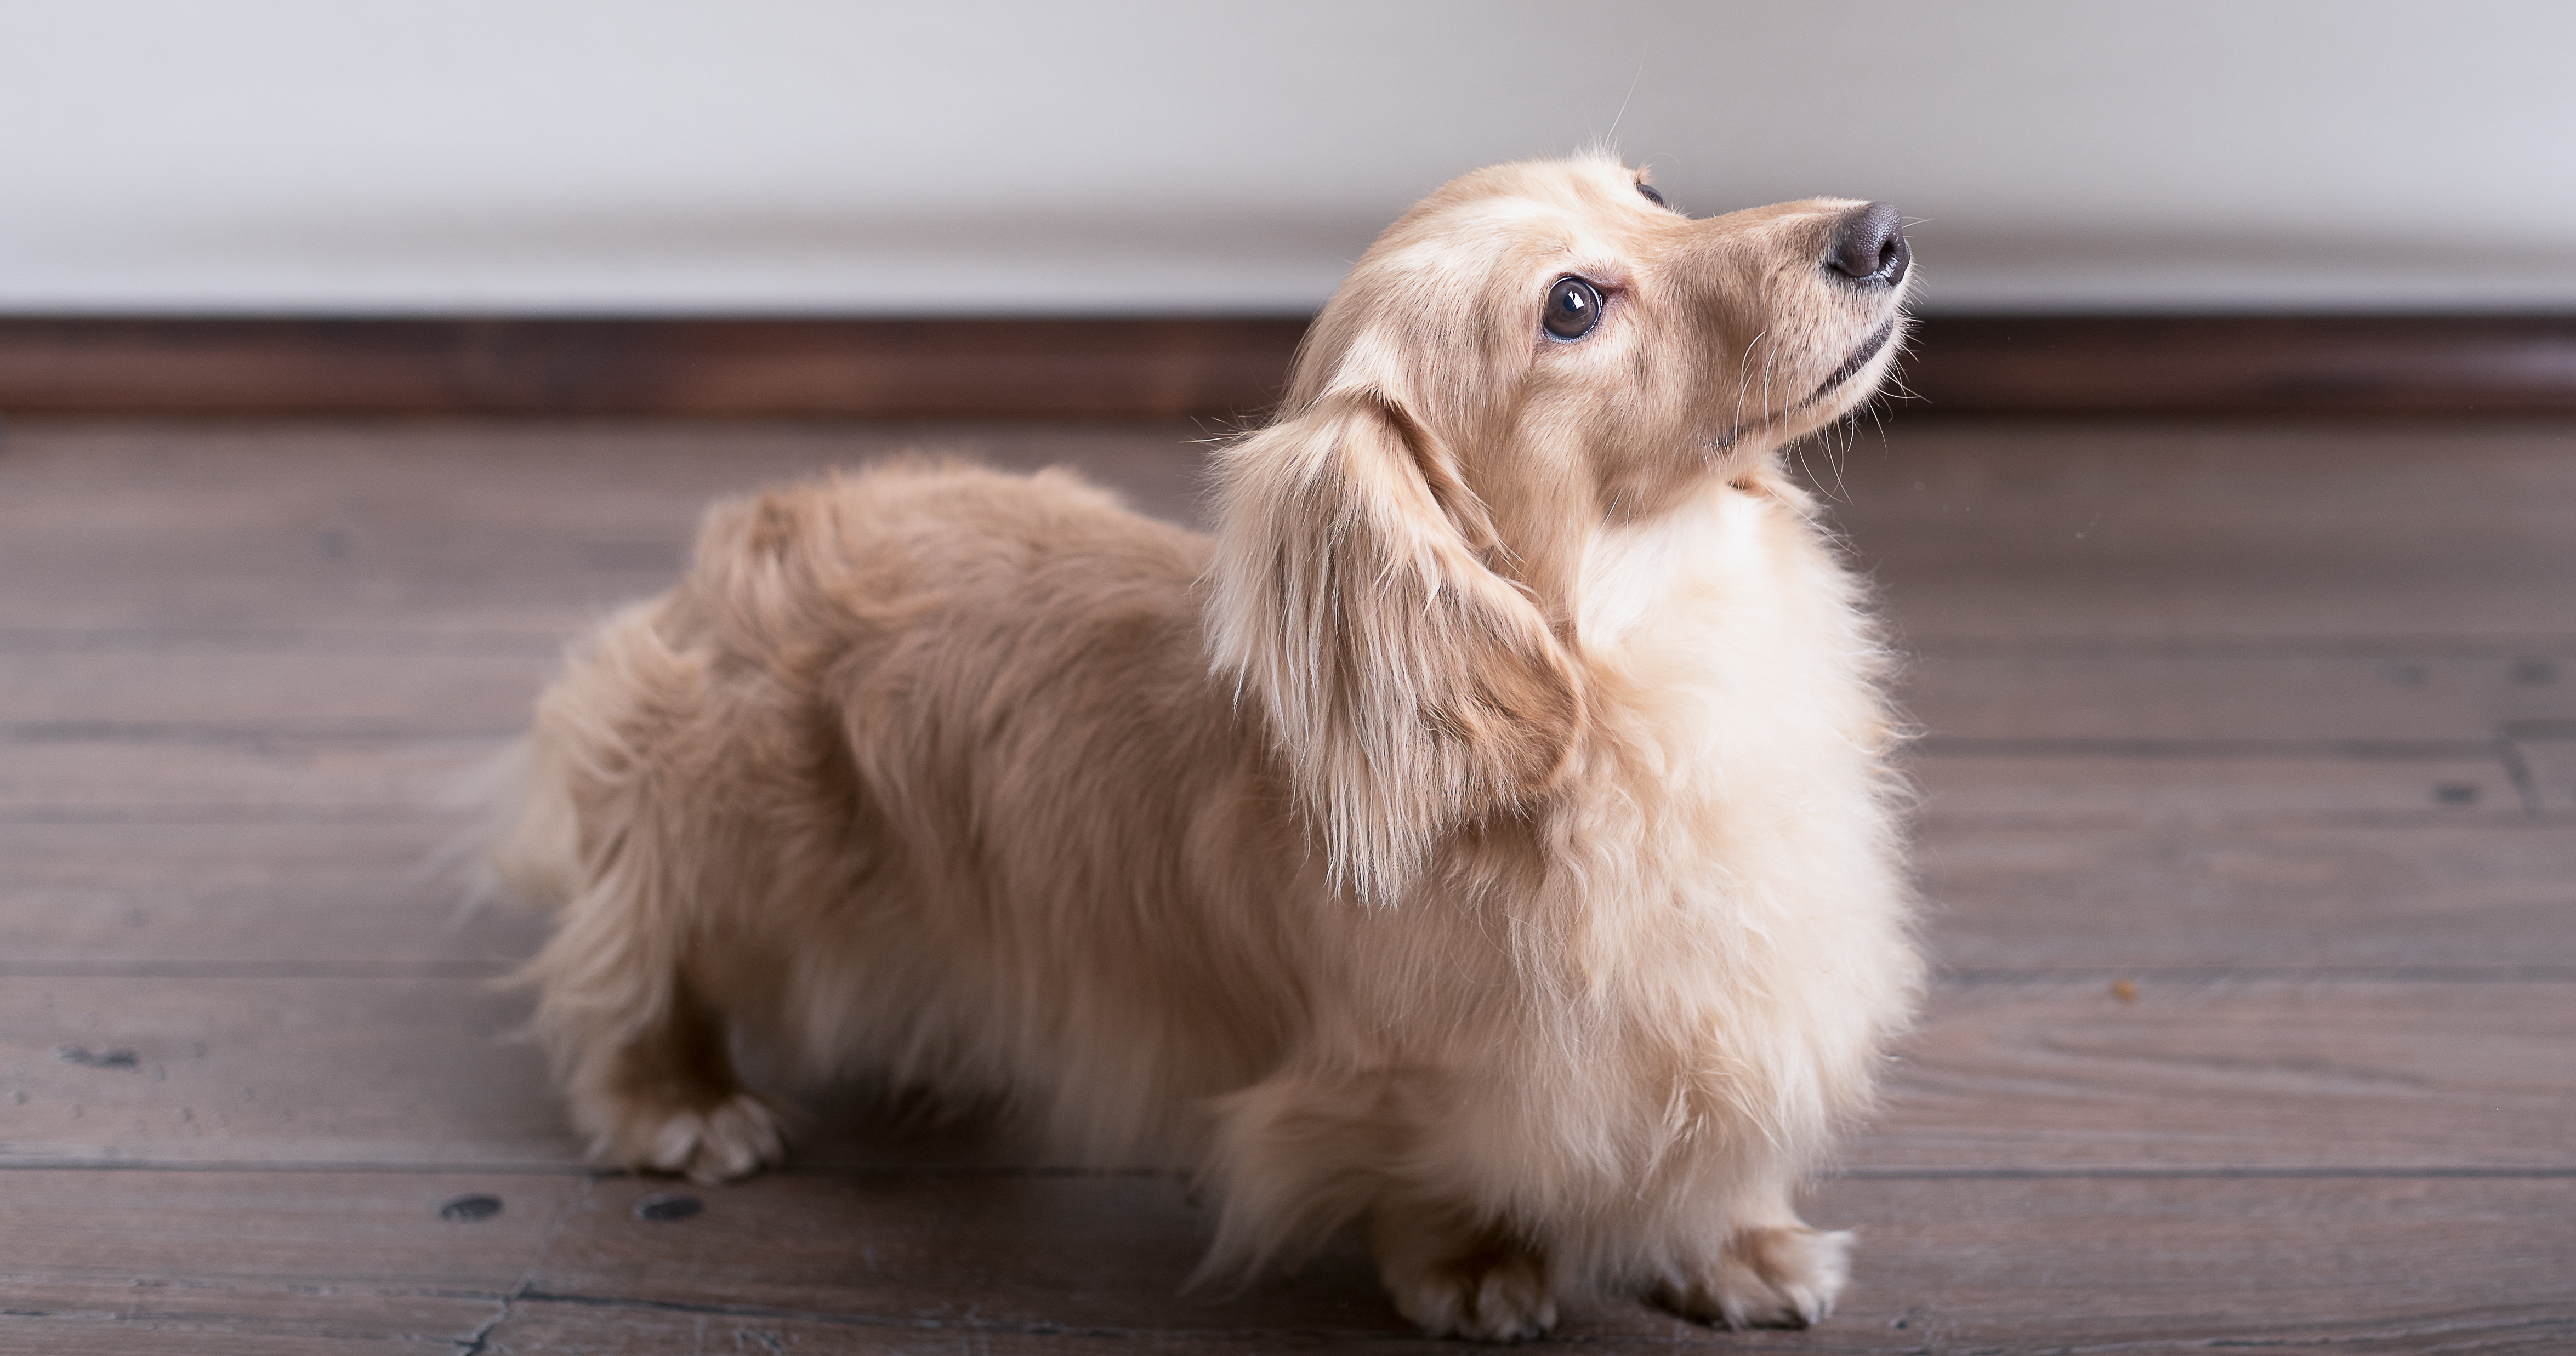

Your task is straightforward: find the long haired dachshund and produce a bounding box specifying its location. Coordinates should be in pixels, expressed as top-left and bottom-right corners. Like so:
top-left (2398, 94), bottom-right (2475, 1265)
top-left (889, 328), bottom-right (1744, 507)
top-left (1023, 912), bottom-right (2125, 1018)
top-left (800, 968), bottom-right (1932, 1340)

top-left (490, 156), bottom-right (1922, 1340)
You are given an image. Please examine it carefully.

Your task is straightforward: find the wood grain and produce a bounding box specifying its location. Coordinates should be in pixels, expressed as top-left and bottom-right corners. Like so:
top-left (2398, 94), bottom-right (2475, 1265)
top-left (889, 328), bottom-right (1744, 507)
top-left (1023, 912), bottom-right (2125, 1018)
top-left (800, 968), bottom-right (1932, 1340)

top-left (480, 1174), bottom-right (2576, 1353)
top-left (0, 1168), bottom-right (573, 1355)
top-left (1913, 751), bottom-right (2529, 826)
top-left (1904, 647), bottom-right (2576, 743)
top-left (5, 416), bottom-right (2575, 643)
top-left (0, 1286), bottom-right (504, 1356)
top-left (0, 419), bottom-right (1211, 634)
top-left (3, 813), bottom-right (2567, 976)
top-left (0, 737), bottom-right (507, 821)
top-left (0, 976), bottom-right (570, 1167)
top-left (1827, 419), bottom-right (2576, 644)
top-left (1865, 978), bottom-right (2576, 1171)
top-left (0, 822), bottom-right (544, 971)
top-left (5, 736), bottom-right (2533, 826)
top-left (1915, 822), bottom-right (2576, 971)
top-left (0, 653), bottom-right (549, 734)
top-left (10, 645), bottom-right (2567, 761)
top-left (4, 1169), bottom-right (2570, 1354)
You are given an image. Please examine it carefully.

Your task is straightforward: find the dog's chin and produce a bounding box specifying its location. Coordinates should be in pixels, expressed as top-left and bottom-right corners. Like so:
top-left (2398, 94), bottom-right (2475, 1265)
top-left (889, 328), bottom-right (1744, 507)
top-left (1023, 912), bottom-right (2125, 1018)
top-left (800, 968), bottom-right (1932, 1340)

top-left (1813, 317), bottom-right (1898, 401)
top-left (1808, 331), bottom-right (1902, 422)
top-left (1707, 314), bottom-right (1907, 457)
top-left (1709, 348), bottom-right (1901, 460)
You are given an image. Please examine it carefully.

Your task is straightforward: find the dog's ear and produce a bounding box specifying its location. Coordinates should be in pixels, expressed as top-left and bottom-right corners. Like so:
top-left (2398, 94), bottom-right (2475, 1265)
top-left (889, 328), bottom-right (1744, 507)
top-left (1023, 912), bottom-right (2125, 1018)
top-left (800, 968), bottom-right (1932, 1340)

top-left (1208, 388), bottom-right (1582, 903)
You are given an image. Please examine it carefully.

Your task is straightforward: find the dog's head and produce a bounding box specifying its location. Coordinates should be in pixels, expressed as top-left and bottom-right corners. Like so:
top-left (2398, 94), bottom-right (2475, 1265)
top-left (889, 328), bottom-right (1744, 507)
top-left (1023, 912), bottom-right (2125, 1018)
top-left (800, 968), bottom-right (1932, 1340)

top-left (1209, 156), bottom-right (1912, 901)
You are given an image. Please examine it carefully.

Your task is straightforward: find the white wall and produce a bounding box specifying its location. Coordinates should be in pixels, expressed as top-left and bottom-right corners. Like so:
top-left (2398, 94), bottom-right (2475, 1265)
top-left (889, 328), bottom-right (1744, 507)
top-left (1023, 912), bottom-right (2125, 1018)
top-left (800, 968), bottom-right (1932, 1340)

top-left (6, 1), bottom-right (2575, 315)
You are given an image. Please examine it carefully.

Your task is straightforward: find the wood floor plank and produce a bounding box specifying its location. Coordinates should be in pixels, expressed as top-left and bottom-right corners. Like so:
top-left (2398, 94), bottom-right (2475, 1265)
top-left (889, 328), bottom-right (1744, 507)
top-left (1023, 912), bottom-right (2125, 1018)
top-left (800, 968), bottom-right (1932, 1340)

top-left (0, 1167), bottom-right (578, 1289)
top-left (7, 976), bottom-right (2565, 1175)
top-left (8, 742), bottom-right (2566, 975)
top-left (0, 822), bottom-right (545, 970)
top-left (0, 736), bottom-right (505, 821)
top-left (1912, 750), bottom-right (2529, 826)
top-left (1857, 978), bottom-right (2576, 1172)
top-left (1827, 420), bottom-right (2576, 645)
top-left (0, 651), bottom-right (480, 738)
top-left (1, 733), bottom-right (2538, 827)
top-left (0, 419), bottom-right (1210, 634)
top-left (0, 1168), bottom-right (580, 1354)
top-left (0, 653), bottom-right (550, 733)
top-left (54, 813), bottom-right (2567, 977)
top-left (1811, 1174), bottom-right (2576, 1355)
top-left (481, 1173), bottom-right (2576, 1353)
top-left (6, 417), bottom-right (2574, 646)
top-left (1904, 645), bottom-right (2576, 743)
top-left (8, 1169), bottom-right (2562, 1354)
top-left (9, 643), bottom-right (2568, 744)
top-left (5, 413), bottom-right (2574, 1353)
top-left (1827, 422), bottom-right (2576, 563)
top-left (2514, 730), bottom-right (2576, 812)
top-left (0, 1288), bottom-right (501, 1356)
top-left (25, 816), bottom-right (2556, 983)
top-left (5, 816), bottom-right (2566, 976)
top-left (0, 977), bottom-right (573, 1167)
top-left (1917, 821), bottom-right (2576, 970)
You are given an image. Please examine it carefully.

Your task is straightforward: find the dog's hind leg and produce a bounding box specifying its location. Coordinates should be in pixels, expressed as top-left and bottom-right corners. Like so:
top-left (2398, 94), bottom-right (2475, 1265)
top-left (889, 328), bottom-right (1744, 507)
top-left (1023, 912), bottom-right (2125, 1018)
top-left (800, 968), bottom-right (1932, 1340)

top-left (521, 837), bottom-right (789, 1183)
top-left (505, 606), bottom-right (789, 1184)
top-left (558, 967), bottom-right (784, 1184)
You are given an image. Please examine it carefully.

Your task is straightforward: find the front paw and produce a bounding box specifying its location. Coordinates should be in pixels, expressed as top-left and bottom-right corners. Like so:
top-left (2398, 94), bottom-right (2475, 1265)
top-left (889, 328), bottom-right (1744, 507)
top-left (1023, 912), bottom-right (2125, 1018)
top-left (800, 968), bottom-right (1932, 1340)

top-left (588, 1091), bottom-right (786, 1185)
top-left (1386, 1246), bottom-right (1556, 1343)
top-left (1369, 1207), bottom-right (1558, 1342)
top-left (1650, 1225), bottom-right (1852, 1330)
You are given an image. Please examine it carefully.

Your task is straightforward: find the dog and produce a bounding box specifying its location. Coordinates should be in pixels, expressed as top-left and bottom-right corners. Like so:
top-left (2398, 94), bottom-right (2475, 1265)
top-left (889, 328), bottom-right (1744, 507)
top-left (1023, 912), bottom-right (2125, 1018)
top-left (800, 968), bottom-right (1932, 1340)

top-left (488, 155), bottom-right (1922, 1341)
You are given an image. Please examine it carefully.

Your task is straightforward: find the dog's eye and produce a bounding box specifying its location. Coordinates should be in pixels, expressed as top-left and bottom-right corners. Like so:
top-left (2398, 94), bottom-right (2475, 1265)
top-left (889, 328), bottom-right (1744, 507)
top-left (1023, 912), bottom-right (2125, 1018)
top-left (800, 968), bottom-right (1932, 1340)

top-left (1542, 276), bottom-right (1603, 341)
top-left (1636, 181), bottom-right (1667, 209)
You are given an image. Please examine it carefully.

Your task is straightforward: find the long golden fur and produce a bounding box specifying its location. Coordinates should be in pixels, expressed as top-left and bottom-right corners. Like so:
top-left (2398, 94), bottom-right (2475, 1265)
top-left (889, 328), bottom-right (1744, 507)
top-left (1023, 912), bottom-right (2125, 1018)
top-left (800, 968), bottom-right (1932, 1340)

top-left (491, 156), bottom-right (1923, 1340)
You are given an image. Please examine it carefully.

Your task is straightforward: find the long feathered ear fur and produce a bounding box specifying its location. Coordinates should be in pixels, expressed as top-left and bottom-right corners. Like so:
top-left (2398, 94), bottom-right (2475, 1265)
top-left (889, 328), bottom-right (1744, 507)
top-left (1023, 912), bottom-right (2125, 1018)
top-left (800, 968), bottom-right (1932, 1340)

top-left (1207, 388), bottom-right (1583, 903)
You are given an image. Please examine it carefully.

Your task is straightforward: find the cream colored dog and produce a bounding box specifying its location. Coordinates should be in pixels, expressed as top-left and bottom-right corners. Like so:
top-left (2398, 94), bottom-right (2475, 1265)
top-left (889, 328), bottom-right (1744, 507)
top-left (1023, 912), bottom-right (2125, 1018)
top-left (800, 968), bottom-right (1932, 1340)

top-left (492, 156), bottom-right (1921, 1340)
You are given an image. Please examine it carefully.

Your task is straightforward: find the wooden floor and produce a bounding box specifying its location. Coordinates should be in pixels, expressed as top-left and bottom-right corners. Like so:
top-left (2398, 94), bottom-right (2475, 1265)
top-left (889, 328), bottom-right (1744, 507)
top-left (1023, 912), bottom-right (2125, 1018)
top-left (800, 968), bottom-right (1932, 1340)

top-left (3, 415), bottom-right (2571, 1353)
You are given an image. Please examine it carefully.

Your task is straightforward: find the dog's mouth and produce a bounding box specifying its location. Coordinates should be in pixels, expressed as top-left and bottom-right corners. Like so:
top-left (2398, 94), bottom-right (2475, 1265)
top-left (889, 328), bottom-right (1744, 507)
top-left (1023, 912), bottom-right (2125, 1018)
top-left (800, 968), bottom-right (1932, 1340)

top-left (1709, 316), bottom-right (1901, 454)
top-left (1811, 318), bottom-right (1897, 401)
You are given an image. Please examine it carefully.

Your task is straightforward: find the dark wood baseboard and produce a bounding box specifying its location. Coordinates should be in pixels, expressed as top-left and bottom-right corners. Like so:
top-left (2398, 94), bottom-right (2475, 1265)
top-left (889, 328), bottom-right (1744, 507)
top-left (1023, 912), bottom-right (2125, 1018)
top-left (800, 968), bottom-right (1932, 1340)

top-left (0, 317), bottom-right (1312, 421)
top-left (3, 314), bottom-right (2573, 419)
top-left (1903, 315), bottom-right (2576, 417)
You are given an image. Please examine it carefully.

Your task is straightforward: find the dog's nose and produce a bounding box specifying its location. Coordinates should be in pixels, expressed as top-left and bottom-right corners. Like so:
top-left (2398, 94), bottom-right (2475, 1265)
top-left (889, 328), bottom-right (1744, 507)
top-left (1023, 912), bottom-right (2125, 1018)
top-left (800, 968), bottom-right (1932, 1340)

top-left (1824, 202), bottom-right (1909, 286)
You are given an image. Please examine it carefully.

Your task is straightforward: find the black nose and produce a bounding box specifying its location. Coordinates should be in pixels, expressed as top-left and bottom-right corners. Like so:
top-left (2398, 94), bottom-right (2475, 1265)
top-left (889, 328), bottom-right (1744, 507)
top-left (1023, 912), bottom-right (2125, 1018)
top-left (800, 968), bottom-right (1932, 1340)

top-left (1825, 201), bottom-right (1909, 286)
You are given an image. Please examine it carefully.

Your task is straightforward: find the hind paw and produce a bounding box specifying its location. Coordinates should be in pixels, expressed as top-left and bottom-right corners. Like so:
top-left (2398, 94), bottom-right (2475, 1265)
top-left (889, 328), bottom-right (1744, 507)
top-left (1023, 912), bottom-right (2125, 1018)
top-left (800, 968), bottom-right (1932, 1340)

top-left (592, 1092), bottom-right (785, 1184)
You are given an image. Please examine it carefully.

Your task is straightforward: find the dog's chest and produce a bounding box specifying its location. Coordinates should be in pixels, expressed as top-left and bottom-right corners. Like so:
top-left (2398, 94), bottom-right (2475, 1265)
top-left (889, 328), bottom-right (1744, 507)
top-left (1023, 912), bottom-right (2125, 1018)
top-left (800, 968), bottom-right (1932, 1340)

top-left (1573, 486), bottom-right (1884, 838)
top-left (1577, 488), bottom-right (1858, 704)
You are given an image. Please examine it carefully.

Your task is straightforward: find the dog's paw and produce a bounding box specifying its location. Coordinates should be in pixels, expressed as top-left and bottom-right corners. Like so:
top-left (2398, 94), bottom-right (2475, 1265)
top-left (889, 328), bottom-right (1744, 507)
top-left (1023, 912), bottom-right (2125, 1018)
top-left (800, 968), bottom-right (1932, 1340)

top-left (1381, 1243), bottom-right (1557, 1343)
top-left (1650, 1225), bottom-right (1852, 1330)
top-left (593, 1092), bottom-right (786, 1184)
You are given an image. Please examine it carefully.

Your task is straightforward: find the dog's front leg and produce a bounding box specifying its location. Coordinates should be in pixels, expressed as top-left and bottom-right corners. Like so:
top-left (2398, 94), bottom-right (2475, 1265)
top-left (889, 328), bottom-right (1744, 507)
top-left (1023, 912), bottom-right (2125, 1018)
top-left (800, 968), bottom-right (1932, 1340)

top-left (1367, 1195), bottom-right (1559, 1342)
top-left (1643, 1196), bottom-right (1853, 1330)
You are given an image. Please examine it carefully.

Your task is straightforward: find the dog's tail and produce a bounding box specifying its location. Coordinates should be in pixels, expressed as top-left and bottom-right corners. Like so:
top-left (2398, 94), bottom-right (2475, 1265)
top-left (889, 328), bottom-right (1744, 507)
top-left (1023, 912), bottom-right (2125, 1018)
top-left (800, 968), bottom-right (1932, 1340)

top-left (447, 735), bottom-right (582, 914)
top-left (442, 604), bottom-right (666, 920)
